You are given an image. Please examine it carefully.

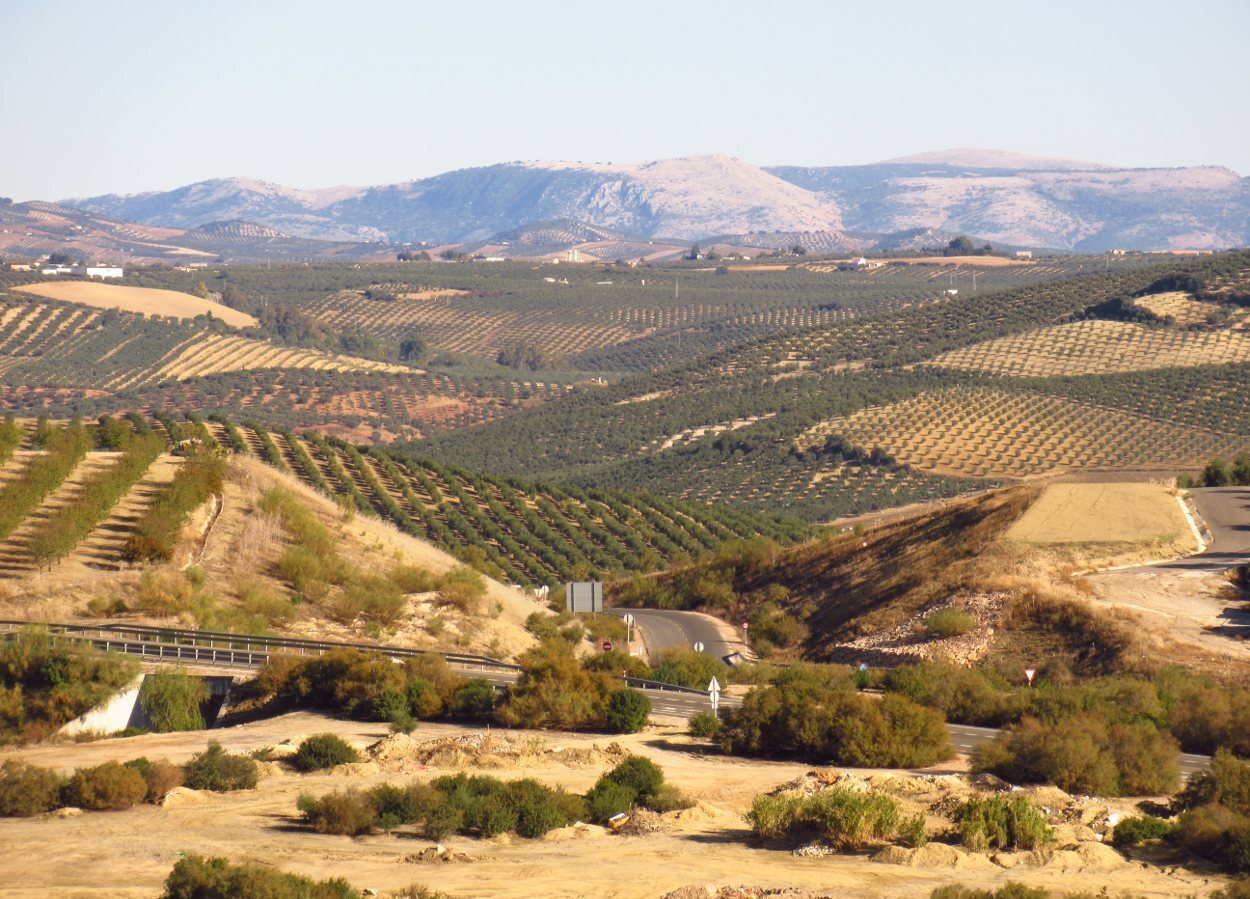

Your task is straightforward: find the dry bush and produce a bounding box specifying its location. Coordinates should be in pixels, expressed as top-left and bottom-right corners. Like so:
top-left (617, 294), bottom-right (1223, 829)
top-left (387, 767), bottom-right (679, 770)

top-left (64, 761), bottom-right (149, 811)
top-left (0, 760), bottom-right (64, 816)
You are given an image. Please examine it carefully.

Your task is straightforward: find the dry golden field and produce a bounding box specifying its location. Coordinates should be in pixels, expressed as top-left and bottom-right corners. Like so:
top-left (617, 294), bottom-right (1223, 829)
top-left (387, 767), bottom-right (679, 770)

top-left (1131, 291), bottom-right (1245, 327)
top-left (799, 387), bottom-right (1248, 479)
top-left (106, 334), bottom-right (413, 390)
top-left (1006, 483), bottom-right (1190, 545)
top-left (927, 318), bottom-right (1250, 376)
top-left (14, 281), bottom-right (258, 328)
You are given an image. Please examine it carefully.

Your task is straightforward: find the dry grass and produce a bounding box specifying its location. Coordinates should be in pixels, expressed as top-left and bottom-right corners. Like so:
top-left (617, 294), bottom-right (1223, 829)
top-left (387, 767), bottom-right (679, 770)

top-left (1006, 483), bottom-right (1190, 546)
top-left (14, 281), bottom-right (257, 328)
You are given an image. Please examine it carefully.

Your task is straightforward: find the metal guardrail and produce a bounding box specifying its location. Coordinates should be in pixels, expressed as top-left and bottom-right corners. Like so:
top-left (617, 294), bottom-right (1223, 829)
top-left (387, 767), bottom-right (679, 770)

top-left (0, 620), bottom-right (520, 673)
top-left (0, 620), bottom-right (727, 711)
top-left (624, 675), bottom-right (712, 696)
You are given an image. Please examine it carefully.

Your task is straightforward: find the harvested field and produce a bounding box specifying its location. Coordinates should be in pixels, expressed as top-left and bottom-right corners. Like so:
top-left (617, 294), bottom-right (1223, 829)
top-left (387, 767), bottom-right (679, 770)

top-left (1006, 483), bottom-right (1191, 546)
top-left (799, 387), bottom-right (1248, 479)
top-left (927, 319), bottom-right (1250, 376)
top-left (14, 281), bottom-right (257, 328)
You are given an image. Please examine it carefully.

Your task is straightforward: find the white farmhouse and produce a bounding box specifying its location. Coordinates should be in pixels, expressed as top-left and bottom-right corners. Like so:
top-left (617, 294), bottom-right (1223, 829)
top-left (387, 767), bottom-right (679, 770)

top-left (85, 266), bottom-right (124, 279)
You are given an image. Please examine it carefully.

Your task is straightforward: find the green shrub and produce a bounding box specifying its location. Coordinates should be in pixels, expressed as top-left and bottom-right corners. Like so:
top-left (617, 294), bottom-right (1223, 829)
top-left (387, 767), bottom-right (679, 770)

top-left (450, 679), bottom-right (496, 718)
top-left (605, 689), bottom-right (650, 733)
top-left (367, 782), bottom-right (421, 829)
top-left (298, 788), bottom-right (377, 835)
top-left (0, 760), bottom-right (64, 816)
top-left (956, 796), bottom-right (1053, 852)
top-left (584, 779), bottom-right (637, 823)
top-left (493, 640), bottom-right (619, 731)
top-left (899, 813), bottom-right (928, 848)
top-left (721, 669), bottom-right (952, 767)
top-left (183, 741), bottom-right (259, 791)
top-left (1112, 814), bottom-right (1179, 847)
top-left (652, 648), bottom-right (727, 691)
top-left (437, 567), bottom-right (486, 613)
top-left (972, 715), bottom-right (1179, 796)
top-left (139, 671), bottom-right (209, 732)
top-left (1178, 749), bottom-right (1250, 814)
top-left (162, 853), bottom-right (361, 899)
top-left (389, 564), bottom-right (439, 594)
top-left (293, 733), bottom-right (359, 772)
top-left (63, 761), bottom-right (149, 811)
top-left (922, 608), bottom-right (977, 639)
top-left (688, 711), bottom-right (722, 738)
top-left (747, 788), bottom-right (900, 849)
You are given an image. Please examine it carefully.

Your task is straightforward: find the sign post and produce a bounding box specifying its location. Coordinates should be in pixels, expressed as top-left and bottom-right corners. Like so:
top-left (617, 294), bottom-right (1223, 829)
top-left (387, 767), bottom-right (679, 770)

top-left (602, 640), bottom-right (613, 652)
top-left (1024, 668), bottom-right (1036, 687)
top-left (623, 613), bottom-right (634, 648)
top-left (693, 641), bottom-right (704, 653)
top-left (708, 676), bottom-right (721, 714)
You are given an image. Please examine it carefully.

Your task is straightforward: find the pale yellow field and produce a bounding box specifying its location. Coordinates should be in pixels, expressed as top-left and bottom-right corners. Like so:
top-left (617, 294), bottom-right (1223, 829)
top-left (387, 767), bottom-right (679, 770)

top-left (1132, 291), bottom-right (1236, 327)
top-left (14, 281), bottom-right (257, 328)
top-left (1006, 483), bottom-right (1188, 544)
top-left (798, 387), bottom-right (1248, 479)
top-left (927, 318), bottom-right (1250, 376)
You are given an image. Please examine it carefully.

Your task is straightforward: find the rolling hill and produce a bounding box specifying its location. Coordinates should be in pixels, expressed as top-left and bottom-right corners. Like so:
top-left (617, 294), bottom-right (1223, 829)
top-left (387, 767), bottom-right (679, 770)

top-left (63, 151), bottom-right (1250, 250)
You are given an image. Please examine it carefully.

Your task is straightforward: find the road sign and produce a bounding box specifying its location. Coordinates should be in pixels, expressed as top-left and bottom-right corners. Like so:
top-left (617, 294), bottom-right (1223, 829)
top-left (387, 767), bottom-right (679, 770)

top-left (623, 613), bottom-right (635, 626)
top-left (708, 676), bottom-right (721, 712)
top-left (693, 641), bottom-right (704, 653)
top-left (1024, 668), bottom-right (1037, 684)
top-left (602, 640), bottom-right (613, 652)
top-left (741, 621), bottom-right (750, 631)
top-left (858, 663), bottom-right (868, 672)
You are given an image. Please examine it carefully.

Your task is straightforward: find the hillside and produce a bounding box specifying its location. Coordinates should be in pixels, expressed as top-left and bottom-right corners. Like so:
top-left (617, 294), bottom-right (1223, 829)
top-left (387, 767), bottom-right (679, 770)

top-left (409, 251), bottom-right (1250, 519)
top-left (0, 200), bottom-right (394, 264)
top-left (0, 414), bottom-right (811, 596)
top-left (64, 151), bottom-right (1250, 250)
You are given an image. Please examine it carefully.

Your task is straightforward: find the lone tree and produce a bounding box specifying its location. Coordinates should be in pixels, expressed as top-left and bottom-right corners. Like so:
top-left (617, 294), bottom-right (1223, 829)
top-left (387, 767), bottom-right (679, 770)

top-left (687, 243), bottom-right (701, 261)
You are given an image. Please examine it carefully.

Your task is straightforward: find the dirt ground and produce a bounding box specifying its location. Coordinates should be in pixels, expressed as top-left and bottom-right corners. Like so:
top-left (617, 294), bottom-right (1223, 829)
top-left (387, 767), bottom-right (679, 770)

top-left (0, 712), bottom-right (1229, 899)
top-left (13, 281), bottom-right (257, 328)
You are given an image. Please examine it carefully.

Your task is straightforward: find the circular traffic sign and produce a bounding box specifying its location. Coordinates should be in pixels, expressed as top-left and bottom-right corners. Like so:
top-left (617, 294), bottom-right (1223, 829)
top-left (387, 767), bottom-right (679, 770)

top-left (602, 640), bottom-right (613, 651)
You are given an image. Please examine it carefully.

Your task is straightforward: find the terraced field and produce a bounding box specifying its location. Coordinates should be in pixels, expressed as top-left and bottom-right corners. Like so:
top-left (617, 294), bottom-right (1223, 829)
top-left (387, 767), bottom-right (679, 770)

top-left (926, 319), bottom-right (1250, 377)
top-left (799, 386), bottom-right (1249, 479)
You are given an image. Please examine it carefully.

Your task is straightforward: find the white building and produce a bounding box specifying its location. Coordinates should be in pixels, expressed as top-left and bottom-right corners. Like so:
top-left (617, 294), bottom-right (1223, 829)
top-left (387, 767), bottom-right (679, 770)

top-left (1014, 250), bottom-right (1033, 259)
top-left (85, 266), bottom-right (124, 279)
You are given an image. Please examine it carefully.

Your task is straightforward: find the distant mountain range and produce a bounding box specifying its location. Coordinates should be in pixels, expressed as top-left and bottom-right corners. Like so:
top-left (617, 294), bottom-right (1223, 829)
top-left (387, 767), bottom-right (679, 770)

top-left (59, 150), bottom-right (1249, 253)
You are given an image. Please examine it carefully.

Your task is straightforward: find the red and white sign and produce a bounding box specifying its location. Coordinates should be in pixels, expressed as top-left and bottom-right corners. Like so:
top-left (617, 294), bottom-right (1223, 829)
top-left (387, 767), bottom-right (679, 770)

top-left (602, 641), bottom-right (613, 652)
top-left (741, 621), bottom-right (750, 631)
top-left (1024, 668), bottom-right (1037, 684)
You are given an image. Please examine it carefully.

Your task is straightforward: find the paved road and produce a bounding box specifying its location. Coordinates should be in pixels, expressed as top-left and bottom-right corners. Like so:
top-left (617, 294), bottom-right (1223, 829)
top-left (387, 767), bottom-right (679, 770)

top-left (607, 607), bottom-right (746, 663)
top-left (1154, 487), bottom-right (1250, 571)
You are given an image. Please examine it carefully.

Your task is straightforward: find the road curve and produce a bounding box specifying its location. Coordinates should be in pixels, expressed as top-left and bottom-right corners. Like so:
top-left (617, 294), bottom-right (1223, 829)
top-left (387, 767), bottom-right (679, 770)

top-left (606, 607), bottom-right (747, 664)
top-left (1153, 487), bottom-right (1250, 571)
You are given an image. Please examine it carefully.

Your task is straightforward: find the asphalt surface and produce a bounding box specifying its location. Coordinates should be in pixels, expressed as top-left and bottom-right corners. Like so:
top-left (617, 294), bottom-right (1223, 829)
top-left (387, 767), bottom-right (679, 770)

top-left (1154, 486), bottom-right (1250, 571)
top-left (606, 607), bottom-right (745, 663)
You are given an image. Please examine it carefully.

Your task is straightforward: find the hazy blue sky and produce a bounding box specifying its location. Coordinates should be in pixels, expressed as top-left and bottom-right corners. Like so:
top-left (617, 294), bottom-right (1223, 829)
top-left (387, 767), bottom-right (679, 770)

top-left (3, 0), bottom-right (1247, 199)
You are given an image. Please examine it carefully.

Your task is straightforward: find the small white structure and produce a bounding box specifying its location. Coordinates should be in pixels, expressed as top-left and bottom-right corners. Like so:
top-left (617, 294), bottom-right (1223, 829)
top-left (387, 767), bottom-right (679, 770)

top-left (1014, 250), bottom-right (1033, 259)
top-left (40, 265), bottom-right (75, 275)
top-left (944, 288), bottom-right (959, 296)
top-left (85, 265), bottom-right (124, 279)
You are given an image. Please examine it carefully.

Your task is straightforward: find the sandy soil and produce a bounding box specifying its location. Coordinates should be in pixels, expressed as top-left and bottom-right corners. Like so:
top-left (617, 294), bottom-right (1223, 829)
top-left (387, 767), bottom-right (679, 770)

top-left (14, 281), bottom-right (257, 328)
top-left (0, 713), bottom-right (1223, 899)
